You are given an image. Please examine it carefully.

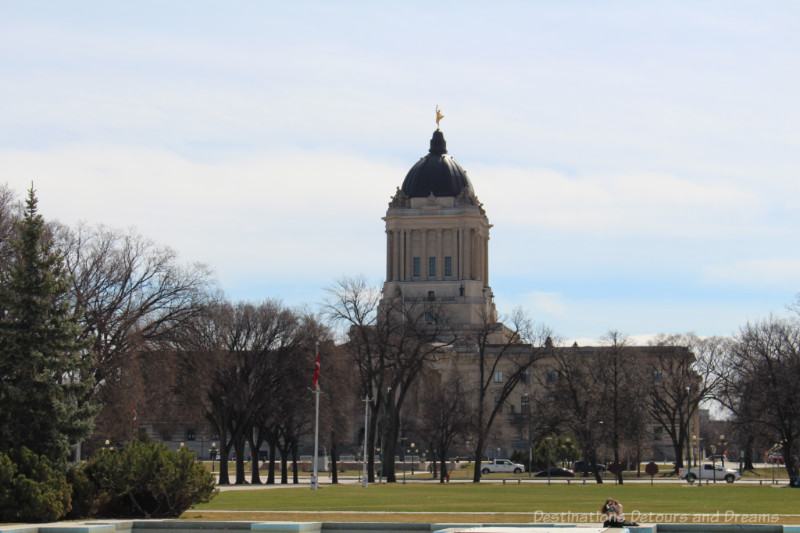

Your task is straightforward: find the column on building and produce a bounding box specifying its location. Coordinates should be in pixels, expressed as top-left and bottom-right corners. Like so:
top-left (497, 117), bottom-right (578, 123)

top-left (421, 229), bottom-right (427, 281)
top-left (436, 229), bottom-right (443, 280)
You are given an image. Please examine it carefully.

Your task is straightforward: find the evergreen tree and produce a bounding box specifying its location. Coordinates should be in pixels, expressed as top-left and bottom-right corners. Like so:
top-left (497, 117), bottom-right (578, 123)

top-left (0, 187), bottom-right (96, 463)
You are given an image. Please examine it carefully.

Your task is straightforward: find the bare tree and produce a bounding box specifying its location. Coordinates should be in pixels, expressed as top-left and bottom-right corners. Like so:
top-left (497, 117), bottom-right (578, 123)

top-left (323, 276), bottom-right (387, 481)
top-left (467, 307), bottom-right (552, 482)
top-left (646, 333), bottom-right (724, 471)
top-left (538, 342), bottom-right (607, 483)
top-left (324, 276), bottom-right (454, 482)
top-left (722, 317), bottom-right (800, 479)
top-left (240, 312), bottom-right (334, 485)
top-left (417, 362), bottom-right (471, 482)
top-left (315, 340), bottom-right (359, 484)
top-left (179, 300), bottom-right (302, 484)
top-left (0, 184), bottom-right (21, 273)
top-left (58, 223), bottom-right (214, 441)
top-left (596, 330), bottom-right (651, 483)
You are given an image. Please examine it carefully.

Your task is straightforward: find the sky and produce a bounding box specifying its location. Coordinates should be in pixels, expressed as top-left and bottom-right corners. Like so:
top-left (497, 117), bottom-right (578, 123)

top-left (2, 1), bottom-right (799, 344)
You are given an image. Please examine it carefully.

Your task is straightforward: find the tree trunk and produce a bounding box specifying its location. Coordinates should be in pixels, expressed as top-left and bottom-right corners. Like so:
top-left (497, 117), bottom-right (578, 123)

top-left (330, 435), bottom-right (339, 484)
top-left (292, 440), bottom-right (300, 484)
top-left (234, 436), bottom-right (246, 484)
top-left (278, 444), bottom-right (290, 484)
top-left (383, 410), bottom-right (400, 482)
top-left (248, 430), bottom-right (263, 484)
top-left (217, 442), bottom-right (232, 485)
top-left (267, 440), bottom-right (277, 484)
top-left (368, 401), bottom-right (379, 482)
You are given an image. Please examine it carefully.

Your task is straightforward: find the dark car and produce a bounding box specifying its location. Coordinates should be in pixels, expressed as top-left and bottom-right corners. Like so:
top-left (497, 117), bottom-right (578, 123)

top-left (534, 467), bottom-right (575, 477)
top-left (571, 460), bottom-right (607, 474)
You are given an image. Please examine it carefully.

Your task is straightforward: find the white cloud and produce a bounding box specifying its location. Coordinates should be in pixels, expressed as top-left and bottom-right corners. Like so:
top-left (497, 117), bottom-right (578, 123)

top-left (703, 259), bottom-right (800, 288)
top-left (1, 144), bottom-right (396, 285)
top-left (476, 165), bottom-right (758, 238)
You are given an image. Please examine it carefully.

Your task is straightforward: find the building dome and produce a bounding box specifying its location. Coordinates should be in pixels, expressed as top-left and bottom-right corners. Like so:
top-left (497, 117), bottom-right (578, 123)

top-left (401, 129), bottom-right (474, 198)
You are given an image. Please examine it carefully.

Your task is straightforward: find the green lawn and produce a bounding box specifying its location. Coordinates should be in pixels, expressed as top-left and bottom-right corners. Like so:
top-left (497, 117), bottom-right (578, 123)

top-left (188, 482), bottom-right (798, 524)
top-left (191, 461), bottom-right (796, 524)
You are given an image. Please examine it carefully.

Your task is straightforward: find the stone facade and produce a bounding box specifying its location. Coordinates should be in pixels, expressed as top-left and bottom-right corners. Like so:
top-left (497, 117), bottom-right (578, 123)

top-left (381, 127), bottom-right (698, 463)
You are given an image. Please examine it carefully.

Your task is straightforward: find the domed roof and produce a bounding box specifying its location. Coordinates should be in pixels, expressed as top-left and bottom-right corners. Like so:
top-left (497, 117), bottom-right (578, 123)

top-left (401, 130), bottom-right (474, 198)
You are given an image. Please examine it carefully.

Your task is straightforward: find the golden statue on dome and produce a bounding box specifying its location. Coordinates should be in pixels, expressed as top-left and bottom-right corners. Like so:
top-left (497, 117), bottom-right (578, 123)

top-left (436, 105), bottom-right (444, 128)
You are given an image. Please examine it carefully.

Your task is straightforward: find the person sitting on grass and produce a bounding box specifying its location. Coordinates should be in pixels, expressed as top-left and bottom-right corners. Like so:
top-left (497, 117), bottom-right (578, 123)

top-left (603, 498), bottom-right (623, 522)
top-left (601, 498), bottom-right (637, 528)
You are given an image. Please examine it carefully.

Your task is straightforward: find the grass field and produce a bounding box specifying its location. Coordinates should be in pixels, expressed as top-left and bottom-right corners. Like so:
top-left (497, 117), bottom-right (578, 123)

top-left (185, 482), bottom-right (798, 525)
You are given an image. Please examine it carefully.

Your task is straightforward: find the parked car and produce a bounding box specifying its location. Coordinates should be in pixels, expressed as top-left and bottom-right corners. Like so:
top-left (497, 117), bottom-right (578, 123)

top-left (480, 459), bottom-right (525, 474)
top-left (571, 460), bottom-right (607, 474)
top-left (534, 467), bottom-right (575, 477)
top-left (678, 463), bottom-right (741, 483)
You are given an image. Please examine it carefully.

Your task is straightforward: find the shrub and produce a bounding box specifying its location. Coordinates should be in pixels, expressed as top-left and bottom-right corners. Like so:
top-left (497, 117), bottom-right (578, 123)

top-left (65, 465), bottom-right (100, 519)
top-left (0, 447), bottom-right (72, 523)
top-left (510, 449), bottom-right (530, 471)
top-left (79, 439), bottom-right (217, 518)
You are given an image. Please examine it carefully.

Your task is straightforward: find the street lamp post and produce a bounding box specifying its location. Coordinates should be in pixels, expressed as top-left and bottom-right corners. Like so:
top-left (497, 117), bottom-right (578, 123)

top-left (522, 392), bottom-right (532, 478)
top-left (686, 387), bottom-right (692, 469)
top-left (720, 435), bottom-right (726, 469)
top-left (738, 427), bottom-right (743, 475)
top-left (211, 443), bottom-right (217, 472)
top-left (545, 436), bottom-right (553, 485)
top-left (380, 387), bottom-right (390, 483)
top-left (710, 444), bottom-right (717, 484)
top-left (410, 443), bottom-right (416, 475)
top-left (598, 420), bottom-right (605, 473)
top-left (361, 396), bottom-right (370, 488)
top-left (401, 437), bottom-right (408, 485)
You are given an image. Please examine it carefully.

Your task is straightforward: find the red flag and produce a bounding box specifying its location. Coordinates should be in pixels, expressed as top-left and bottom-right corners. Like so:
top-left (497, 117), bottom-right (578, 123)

top-left (313, 349), bottom-right (320, 389)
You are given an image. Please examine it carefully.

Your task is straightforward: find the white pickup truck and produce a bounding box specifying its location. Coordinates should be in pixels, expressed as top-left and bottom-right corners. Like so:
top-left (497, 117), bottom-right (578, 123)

top-left (678, 463), bottom-right (741, 483)
top-left (480, 459), bottom-right (525, 474)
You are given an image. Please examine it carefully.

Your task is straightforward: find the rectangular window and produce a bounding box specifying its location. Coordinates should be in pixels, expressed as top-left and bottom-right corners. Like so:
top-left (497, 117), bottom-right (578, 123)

top-left (653, 370), bottom-right (663, 382)
top-left (546, 371), bottom-right (558, 384)
top-left (413, 257), bottom-right (420, 277)
top-left (521, 395), bottom-right (531, 413)
top-left (445, 256), bottom-right (452, 276)
top-left (429, 257), bottom-right (436, 276)
top-left (494, 370), bottom-right (503, 383)
top-left (523, 370), bottom-right (531, 384)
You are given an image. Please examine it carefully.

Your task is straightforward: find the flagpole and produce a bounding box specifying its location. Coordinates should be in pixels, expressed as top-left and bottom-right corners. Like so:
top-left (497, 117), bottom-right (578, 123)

top-left (311, 341), bottom-right (320, 490)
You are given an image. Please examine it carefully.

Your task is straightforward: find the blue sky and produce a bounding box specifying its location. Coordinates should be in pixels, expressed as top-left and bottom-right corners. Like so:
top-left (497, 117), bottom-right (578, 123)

top-left (2, 1), bottom-right (799, 343)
